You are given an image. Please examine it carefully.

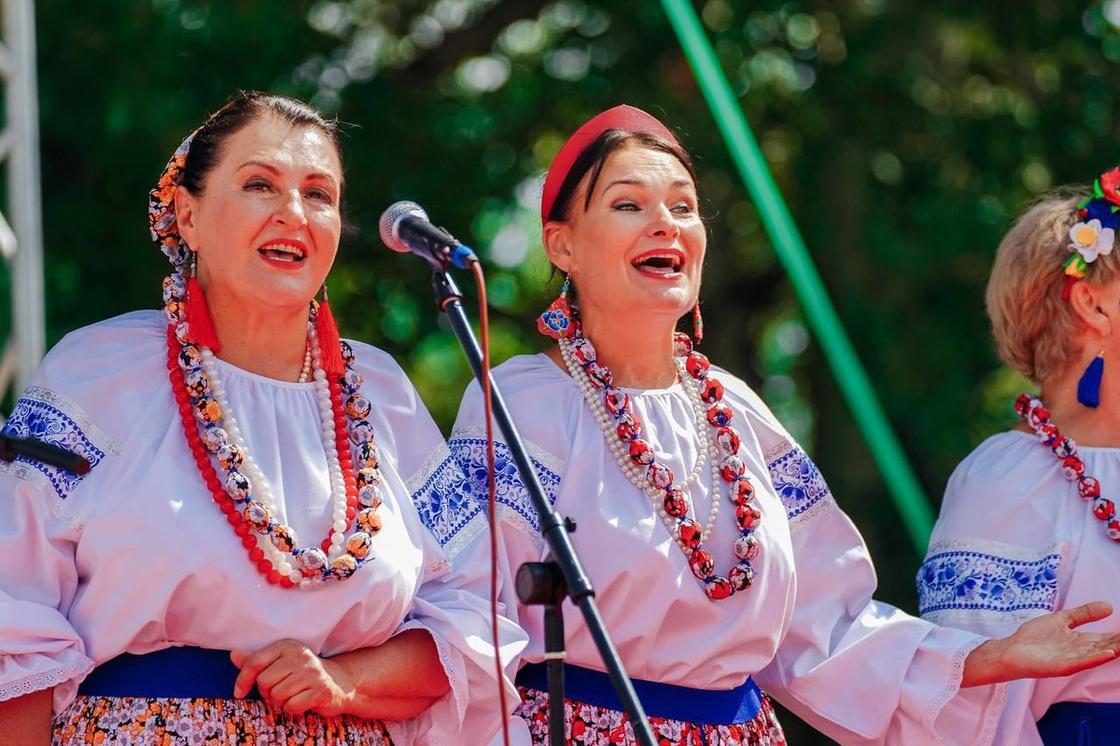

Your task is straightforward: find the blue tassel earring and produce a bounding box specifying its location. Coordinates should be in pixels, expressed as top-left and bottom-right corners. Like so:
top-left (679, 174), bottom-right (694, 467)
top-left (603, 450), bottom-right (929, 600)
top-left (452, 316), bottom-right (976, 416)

top-left (1077, 350), bottom-right (1105, 408)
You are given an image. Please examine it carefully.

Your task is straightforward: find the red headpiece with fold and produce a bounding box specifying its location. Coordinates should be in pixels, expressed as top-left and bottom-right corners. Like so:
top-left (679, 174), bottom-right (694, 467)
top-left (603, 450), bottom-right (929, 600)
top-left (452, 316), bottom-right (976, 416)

top-left (540, 104), bottom-right (678, 225)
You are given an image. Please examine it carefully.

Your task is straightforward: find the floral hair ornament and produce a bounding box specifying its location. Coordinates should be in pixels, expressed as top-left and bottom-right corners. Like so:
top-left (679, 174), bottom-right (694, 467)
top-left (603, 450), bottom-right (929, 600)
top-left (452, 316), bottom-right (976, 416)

top-left (150, 131), bottom-right (222, 352)
top-left (1061, 167), bottom-right (1120, 301)
top-left (539, 104), bottom-right (679, 226)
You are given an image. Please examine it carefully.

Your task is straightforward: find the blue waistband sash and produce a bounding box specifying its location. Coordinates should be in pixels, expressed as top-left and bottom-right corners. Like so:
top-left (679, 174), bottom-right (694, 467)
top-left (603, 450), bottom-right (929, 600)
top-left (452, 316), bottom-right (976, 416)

top-left (515, 662), bottom-right (761, 725)
top-left (78, 647), bottom-right (260, 700)
top-left (1038, 702), bottom-right (1120, 745)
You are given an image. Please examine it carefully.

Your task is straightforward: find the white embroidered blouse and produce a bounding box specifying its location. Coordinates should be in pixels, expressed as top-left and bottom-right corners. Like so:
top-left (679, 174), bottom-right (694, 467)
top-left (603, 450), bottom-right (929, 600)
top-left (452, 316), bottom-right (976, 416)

top-left (441, 353), bottom-right (1007, 745)
top-left (0, 310), bottom-right (525, 745)
top-left (920, 430), bottom-right (1120, 745)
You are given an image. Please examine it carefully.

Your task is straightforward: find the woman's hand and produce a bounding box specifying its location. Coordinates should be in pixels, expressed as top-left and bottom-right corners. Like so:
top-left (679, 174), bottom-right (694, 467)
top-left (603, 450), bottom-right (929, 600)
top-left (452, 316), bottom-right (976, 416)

top-left (962, 601), bottom-right (1120, 687)
top-left (231, 631), bottom-right (447, 721)
top-left (231, 639), bottom-right (353, 717)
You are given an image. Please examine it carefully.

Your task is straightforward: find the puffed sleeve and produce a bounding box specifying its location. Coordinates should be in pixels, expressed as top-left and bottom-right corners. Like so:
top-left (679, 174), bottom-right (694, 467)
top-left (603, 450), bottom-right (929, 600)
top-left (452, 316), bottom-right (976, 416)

top-left (446, 374), bottom-right (568, 745)
top-left (915, 434), bottom-right (1073, 746)
top-left (0, 386), bottom-right (113, 709)
top-left (354, 345), bottom-right (527, 746)
top-left (722, 376), bottom-right (1007, 745)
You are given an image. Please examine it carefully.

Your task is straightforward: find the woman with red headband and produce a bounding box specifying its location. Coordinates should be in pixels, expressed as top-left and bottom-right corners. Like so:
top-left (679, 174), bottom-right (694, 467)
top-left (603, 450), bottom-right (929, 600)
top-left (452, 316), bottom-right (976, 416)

top-left (919, 173), bottom-right (1120, 744)
top-left (0, 92), bottom-right (521, 744)
top-left (448, 106), bottom-right (1120, 744)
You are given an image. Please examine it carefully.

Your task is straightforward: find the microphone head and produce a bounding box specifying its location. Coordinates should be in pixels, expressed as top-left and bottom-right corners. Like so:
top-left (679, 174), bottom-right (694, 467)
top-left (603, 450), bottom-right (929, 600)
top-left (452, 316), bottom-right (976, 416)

top-left (379, 200), bottom-right (429, 254)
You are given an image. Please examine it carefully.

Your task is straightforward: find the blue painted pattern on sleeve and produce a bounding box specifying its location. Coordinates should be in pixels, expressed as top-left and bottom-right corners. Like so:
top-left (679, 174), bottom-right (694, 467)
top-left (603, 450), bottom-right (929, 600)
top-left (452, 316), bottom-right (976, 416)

top-left (766, 445), bottom-right (833, 520)
top-left (1, 395), bottom-right (105, 500)
top-left (449, 437), bottom-right (560, 538)
top-left (917, 549), bottom-right (1061, 615)
top-left (410, 454), bottom-right (480, 549)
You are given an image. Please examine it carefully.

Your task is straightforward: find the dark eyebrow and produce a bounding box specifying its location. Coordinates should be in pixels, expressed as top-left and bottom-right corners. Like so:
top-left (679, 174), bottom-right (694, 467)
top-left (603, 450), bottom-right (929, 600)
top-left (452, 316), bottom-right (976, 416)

top-left (602, 177), bottom-right (695, 191)
top-left (237, 160), bottom-right (339, 188)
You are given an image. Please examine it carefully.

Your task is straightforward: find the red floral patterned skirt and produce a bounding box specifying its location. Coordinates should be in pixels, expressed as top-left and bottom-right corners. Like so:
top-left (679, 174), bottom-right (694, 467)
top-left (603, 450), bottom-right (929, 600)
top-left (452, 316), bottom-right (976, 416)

top-left (515, 686), bottom-right (787, 746)
top-left (52, 695), bottom-right (393, 745)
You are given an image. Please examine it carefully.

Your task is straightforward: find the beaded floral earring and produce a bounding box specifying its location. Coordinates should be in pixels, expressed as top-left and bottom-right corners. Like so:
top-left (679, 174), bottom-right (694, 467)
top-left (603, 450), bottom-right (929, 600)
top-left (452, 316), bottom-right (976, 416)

top-left (692, 302), bottom-right (704, 345)
top-left (537, 274), bottom-right (578, 339)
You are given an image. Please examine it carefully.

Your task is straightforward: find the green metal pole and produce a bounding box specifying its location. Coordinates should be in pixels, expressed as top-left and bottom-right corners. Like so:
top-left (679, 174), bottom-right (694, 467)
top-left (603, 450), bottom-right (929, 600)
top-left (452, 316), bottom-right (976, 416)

top-left (660, 0), bottom-right (934, 555)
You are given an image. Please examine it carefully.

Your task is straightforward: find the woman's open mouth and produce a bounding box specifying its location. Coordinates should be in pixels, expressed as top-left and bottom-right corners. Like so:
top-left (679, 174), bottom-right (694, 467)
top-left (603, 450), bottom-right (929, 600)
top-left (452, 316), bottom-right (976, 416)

top-left (631, 249), bottom-right (685, 278)
top-left (258, 240), bottom-right (308, 267)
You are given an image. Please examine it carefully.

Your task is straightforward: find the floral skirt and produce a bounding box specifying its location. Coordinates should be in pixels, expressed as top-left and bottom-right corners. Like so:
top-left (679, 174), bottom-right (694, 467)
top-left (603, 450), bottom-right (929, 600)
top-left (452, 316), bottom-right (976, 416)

top-left (515, 686), bottom-right (787, 746)
top-left (52, 695), bottom-right (393, 745)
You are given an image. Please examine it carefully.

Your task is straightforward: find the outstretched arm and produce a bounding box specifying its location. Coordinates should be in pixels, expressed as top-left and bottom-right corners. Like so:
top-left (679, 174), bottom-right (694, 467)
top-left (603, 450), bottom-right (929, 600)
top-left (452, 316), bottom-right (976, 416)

top-left (962, 601), bottom-right (1120, 687)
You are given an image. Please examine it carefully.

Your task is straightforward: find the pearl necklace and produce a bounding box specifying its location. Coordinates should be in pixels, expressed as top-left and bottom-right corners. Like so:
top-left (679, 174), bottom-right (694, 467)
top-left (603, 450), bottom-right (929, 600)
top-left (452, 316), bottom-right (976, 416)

top-left (558, 328), bottom-right (762, 601)
top-left (297, 339), bottom-right (312, 383)
top-left (1016, 394), bottom-right (1120, 541)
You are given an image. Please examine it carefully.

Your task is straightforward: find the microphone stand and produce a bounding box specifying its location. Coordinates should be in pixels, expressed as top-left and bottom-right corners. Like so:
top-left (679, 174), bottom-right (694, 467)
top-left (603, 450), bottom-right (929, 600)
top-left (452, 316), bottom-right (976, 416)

top-left (0, 432), bottom-right (91, 474)
top-left (429, 265), bottom-right (657, 746)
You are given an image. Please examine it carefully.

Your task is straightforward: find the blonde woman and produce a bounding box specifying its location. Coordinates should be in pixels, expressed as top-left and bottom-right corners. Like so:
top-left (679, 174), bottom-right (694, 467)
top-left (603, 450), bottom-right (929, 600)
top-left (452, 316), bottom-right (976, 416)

top-left (920, 170), bottom-right (1120, 744)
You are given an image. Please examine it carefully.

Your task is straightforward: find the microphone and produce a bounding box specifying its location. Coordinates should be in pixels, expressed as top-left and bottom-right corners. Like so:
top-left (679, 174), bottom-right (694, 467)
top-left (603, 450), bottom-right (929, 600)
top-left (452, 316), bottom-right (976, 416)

top-left (378, 201), bottom-right (478, 270)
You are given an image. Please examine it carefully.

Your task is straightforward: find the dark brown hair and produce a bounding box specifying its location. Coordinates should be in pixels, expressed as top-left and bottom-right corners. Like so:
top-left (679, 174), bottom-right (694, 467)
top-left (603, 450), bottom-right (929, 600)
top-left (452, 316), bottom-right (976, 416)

top-left (180, 91), bottom-right (344, 197)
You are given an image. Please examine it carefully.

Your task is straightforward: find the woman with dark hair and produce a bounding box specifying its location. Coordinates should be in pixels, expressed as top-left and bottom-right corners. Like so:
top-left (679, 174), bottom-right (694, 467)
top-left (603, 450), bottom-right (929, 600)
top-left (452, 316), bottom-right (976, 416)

top-left (0, 91), bottom-right (521, 745)
top-left (918, 170), bottom-right (1120, 744)
top-left (446, 105), bottom-right (1120, 745)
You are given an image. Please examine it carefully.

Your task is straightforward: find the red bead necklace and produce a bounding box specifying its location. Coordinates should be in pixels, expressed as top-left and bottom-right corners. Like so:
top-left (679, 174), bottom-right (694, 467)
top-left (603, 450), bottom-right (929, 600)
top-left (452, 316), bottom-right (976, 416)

top-left (1016, 393), bottom-right (1120, 541)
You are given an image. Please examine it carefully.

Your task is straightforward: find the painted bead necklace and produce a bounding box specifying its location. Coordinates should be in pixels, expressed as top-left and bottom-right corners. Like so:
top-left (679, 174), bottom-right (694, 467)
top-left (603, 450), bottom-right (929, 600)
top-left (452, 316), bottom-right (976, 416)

top-left (163, 270), bottom-right (385, 588)
top-left (1016, 393), bottom-right (1120, 541)
top-left (558, 328), bottom-right (762, 601)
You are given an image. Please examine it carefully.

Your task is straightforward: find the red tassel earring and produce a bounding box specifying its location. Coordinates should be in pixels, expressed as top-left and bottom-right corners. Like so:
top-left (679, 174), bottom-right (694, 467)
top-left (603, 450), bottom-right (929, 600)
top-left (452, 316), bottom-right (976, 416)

top-left (185, 251), bottom-right (222, 352)
top-left (692, 302), bottom-right (704, 345)
top-left (315, 286), bottom-right (346, 378)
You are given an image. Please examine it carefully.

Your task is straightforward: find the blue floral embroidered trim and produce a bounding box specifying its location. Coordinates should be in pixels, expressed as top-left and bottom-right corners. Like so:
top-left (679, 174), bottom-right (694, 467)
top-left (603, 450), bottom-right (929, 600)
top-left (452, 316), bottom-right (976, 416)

top-left (410, 454), bottom-right (479, 550)
top-left (449, 437), bottom-right (561, 539)
top-left (766, 445), bottom-right (833, 520)
top-left (916, 550), bottom-right (1061, 615)
top-left (1, 395), bottom-right (105, 500)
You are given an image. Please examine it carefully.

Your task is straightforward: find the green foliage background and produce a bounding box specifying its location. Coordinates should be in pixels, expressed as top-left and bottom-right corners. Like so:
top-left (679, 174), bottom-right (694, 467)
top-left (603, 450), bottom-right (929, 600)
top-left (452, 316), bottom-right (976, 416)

top-left (12, 0), bottom-right (1120, 741)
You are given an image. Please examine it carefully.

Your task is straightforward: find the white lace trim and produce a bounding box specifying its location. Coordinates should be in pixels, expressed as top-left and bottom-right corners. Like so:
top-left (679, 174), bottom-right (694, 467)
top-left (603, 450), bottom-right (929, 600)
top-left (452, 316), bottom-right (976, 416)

top-left (923, 636), bottom-right (1007, 745)
top-left (0, 460), bottom-right (86, 533)
top-left (0, 656), bottom-right (94, 703)
top-left (926, 538), bottom-right (1066, 563)
top-left (23, 386), bottom-right (120, 457)
top-left (763, 438), bottom-right (794, 464)
top-left (405, 441), bottom-right (452, 497)
top-left (448, 424), bottom-right (566, 479)
top-left (497, 503), bottom-right (548, 552)
top-left (441, 513), bottom-right (488, 560)
top-left (925, 636), bottom-right (982, 727)
top-left (397, 622), bottom-right (467, 724)
top-left (786, 491), bottom-right (837, 529)
top-left (922, 606), bottom-right (1052, 629)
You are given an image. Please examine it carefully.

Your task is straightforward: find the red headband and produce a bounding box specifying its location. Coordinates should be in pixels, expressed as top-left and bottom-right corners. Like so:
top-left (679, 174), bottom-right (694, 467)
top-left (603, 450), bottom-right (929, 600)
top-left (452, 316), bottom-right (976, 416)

top-left (540, 104), bottom-right (679, 225)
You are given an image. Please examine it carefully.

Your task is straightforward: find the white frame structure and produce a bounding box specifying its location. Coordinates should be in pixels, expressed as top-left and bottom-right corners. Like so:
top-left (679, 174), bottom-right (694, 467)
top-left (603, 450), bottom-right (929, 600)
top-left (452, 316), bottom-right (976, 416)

top-left (0, 0), bottom-right (44, 411)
